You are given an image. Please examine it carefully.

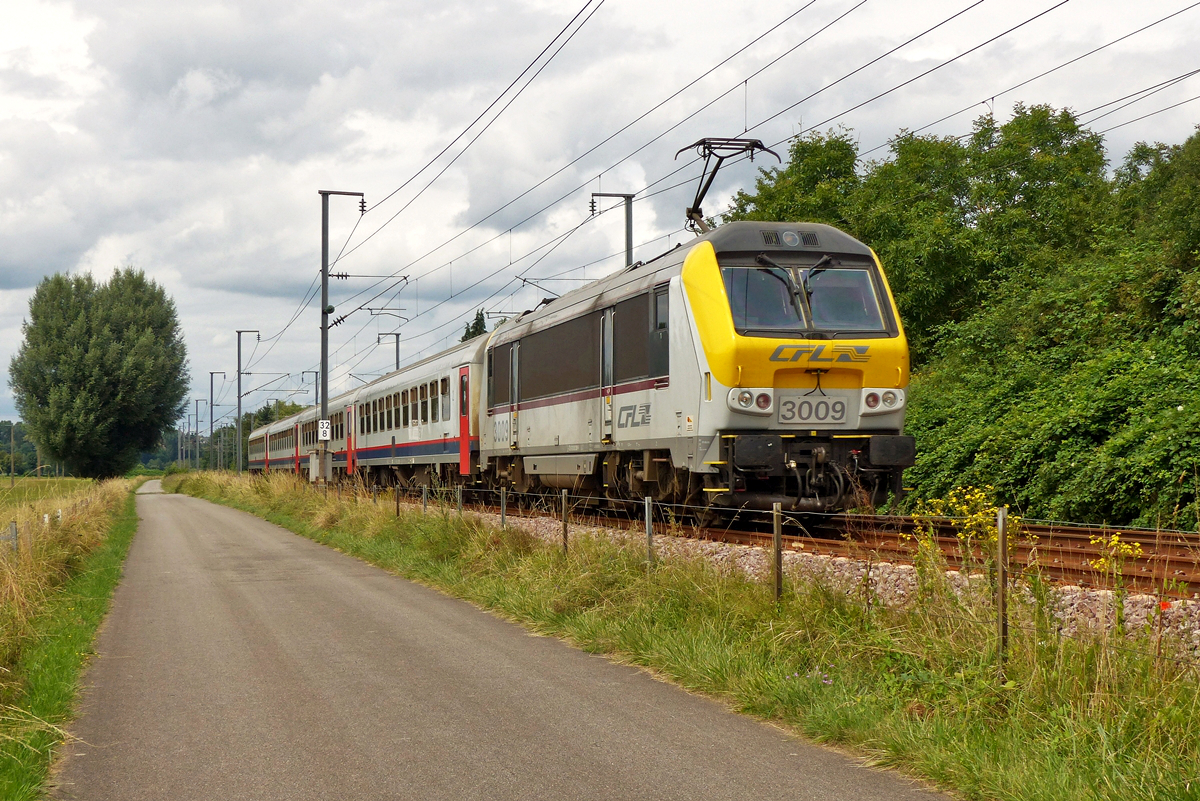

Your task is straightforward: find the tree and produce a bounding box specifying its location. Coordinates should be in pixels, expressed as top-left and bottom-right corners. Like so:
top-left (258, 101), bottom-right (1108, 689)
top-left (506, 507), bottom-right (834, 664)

top-left (461, 309), bottom-right (487, 341)
top-left (8, 269), bottom-right (189, 478)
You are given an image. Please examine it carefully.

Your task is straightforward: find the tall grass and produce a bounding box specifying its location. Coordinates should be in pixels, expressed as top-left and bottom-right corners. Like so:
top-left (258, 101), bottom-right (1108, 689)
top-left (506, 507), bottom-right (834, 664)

top-left (0, 480), bottom-right (131, 704)
top-left (0, 479), bottom-right (136, 799)
top-left (173, 473), bottom-right (1200, 801)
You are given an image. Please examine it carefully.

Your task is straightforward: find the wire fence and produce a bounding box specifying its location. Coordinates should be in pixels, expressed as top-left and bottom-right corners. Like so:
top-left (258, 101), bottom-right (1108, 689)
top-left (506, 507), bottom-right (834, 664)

top-left (250, 470), bottom-right (1200, 672)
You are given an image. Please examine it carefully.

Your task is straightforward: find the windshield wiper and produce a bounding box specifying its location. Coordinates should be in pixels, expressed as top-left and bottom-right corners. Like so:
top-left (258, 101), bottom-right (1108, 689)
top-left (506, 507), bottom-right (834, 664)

top-left (803, 254), bottom-right (837, 297)
top-left (755, 253), bottom-right (807, 311)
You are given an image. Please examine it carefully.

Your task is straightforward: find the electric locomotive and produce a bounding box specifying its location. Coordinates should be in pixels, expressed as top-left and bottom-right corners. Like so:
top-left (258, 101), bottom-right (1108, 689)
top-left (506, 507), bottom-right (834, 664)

top-left (477, 220), bottom-right (913, 515)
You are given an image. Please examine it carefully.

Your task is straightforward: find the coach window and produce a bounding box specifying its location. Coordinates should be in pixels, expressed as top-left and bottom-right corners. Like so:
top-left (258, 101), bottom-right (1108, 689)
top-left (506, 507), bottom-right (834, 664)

top-left (359, 406), bottom-right (365, 435)
top-left (402, 390), bottom-right (409, 426)
top-left (441, 377), bottom-right (450, 420)
top-left (410, 388), bottom-right (418, 426)
top-left (649, 285), bottom-right (669, 377)
top-left (420, 384), bottom-right (428, 424)
top-left (430, 381), bottom-right (439, 423)
top-left (393, 393), bottom-right (400, 429)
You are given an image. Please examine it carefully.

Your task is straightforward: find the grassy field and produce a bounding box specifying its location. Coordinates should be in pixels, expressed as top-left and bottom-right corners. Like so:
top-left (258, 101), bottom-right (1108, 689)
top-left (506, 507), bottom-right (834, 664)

top-left (0, 479), bottom-right (137, 799)
top-left (170, 472), bottom-right (1200, 801)
top-left (0, 479), bottom-right (94, 510)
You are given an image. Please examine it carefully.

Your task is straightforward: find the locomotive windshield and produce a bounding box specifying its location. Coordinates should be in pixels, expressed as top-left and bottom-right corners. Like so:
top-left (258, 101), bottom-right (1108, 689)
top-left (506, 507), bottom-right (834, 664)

top-left (721, 256), bottom-right (889, 337)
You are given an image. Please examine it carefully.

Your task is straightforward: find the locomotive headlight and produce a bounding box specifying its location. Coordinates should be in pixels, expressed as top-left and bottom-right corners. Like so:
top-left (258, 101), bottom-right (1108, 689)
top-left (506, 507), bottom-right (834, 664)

top-left (862, 388), bottom-right (905, 415)
top-left (755, 392), bottom-right (772, 410)
top-left (737, 390), bottom-right (754, 408)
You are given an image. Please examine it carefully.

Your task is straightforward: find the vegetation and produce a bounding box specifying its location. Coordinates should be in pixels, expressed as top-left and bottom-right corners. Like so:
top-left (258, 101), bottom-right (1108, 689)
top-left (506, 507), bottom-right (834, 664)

top-left (171, 473), bottom-right (1200, 801)
top-left (0, 480), bottom-right (136, 798)
top-left (0, 479), bottom-right (93, 508)
top-left (461, 308), bottom-right (488, 341)
top-left (8, 269), bottom-right (189, 479)
top-left (0, 423), bottom-right (38, 478)
top-left (724, 104), bottom-right (1200, 528)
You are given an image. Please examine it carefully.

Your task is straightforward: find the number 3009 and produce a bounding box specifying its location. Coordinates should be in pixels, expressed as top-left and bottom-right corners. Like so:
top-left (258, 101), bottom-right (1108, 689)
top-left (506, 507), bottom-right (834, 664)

top-left (778, 398), bottom-right (847, 424)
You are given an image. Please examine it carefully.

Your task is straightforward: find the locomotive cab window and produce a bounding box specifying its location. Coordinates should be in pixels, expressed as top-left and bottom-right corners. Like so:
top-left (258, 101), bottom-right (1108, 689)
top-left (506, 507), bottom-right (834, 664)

top-left (720, 255), bottom-right (892, 338)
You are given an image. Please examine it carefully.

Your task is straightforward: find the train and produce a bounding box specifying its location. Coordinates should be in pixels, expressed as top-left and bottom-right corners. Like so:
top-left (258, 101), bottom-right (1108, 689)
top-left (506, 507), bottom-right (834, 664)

top-left (248, 220), bottom-right (915, 516)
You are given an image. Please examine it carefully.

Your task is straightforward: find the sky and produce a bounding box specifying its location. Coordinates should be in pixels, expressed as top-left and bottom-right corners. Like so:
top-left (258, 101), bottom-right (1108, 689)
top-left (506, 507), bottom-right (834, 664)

top-left (3, 0), bottom-right (1199, 430)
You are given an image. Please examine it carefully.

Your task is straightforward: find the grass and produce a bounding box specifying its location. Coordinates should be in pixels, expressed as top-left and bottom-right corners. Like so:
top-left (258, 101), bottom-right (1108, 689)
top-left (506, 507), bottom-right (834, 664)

top-left (0, 480), bottom-right (137, 799)
top-left (0, 479), bottom-right (94, 510)
top-left (171, 472), bottom-right (1200, 801)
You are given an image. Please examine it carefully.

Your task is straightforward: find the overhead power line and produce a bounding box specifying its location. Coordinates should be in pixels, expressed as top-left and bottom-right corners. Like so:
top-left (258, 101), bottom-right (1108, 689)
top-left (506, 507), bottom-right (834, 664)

top-left (333, 0), bottom-right (608, 267)
top-left (312, 0), bottom-right (1147, 391)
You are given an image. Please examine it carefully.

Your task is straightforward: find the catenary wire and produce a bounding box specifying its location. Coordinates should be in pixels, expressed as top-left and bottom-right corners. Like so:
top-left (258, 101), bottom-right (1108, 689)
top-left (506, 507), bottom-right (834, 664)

top-left (364, 0), bottom-right (605, 215)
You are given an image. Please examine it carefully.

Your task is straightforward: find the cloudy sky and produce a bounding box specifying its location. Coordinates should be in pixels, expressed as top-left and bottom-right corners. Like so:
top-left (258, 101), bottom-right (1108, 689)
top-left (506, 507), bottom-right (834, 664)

top-left (3, 0), bottom-right (1199, 430)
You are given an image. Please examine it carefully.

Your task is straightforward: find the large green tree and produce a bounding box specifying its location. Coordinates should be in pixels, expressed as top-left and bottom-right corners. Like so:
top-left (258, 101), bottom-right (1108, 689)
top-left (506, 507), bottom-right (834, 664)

top-left (8, 269), bottom-right (189, 478)
top-left (723, 104), bottom-right (1200, 527)
top-left (461, 309), bottom-right (487, 341)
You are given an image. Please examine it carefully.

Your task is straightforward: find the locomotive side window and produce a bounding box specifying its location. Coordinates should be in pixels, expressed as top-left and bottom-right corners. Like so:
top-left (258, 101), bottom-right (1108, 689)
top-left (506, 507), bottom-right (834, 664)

top-left (614, 294), bottom-right (650, 383)
top-left (489, 342), bottom-right (512, 406)
top-left (650, 285), bottom-right (669, 377)
top-left (518, 310), bottom-right (601, 401)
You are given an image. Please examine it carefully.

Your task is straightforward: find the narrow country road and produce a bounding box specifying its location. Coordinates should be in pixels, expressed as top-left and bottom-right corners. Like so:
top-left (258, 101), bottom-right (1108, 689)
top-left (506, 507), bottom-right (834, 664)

top-left (54, 480), bottom-right (945, 800)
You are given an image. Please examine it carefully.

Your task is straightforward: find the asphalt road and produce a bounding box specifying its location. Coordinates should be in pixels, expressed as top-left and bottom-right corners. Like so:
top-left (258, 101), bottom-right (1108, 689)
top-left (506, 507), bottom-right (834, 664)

top-left (55, 480), bottom-right (945, 800)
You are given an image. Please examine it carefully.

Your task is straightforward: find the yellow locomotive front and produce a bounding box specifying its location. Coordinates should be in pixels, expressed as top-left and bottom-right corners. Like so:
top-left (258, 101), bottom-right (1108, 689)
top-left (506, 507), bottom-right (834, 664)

top-left (682, 222), bottom-right (914, 512)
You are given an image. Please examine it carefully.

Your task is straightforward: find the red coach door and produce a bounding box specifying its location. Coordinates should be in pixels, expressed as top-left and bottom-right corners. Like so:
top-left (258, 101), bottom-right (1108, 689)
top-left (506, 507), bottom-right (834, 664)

top-left (458, 367), bottom-right (471, 476)
top-left (346, 404), bottom-right (356, 474)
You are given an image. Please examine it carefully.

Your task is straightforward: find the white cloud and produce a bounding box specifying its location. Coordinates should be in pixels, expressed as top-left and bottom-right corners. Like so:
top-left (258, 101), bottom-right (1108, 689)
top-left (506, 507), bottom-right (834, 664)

top-left (3, 0), bottom-right (1200, 421)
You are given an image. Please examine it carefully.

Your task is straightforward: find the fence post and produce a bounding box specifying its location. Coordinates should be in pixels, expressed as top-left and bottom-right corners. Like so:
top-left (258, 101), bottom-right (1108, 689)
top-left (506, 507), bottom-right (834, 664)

top-left (645, 496), bottom-right (654, 565)
top-left (561, 489), bottom-right (569, 554)
top-left (456, 486), bottom-right (463, 517)
top-left (394, 484), bottom-right (400, 516)
top-left (372, 485), bottom-right (378, 504)
top-left (7, 521), bottom-right (16, 556)
top-left (772, 502), bottom-right (783, 603)
top-left (997, 505), bottom-right (1009, 673)
top-left (422, 485), bottom-right (428, 514)
top-left (500, 485), bottom-right (507, 529)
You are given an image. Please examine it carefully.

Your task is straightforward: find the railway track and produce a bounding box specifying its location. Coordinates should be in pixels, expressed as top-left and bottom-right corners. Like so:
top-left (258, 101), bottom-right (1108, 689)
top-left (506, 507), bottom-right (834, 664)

top-left (388, 486), bottom-right (1200, 599)
top-left (693, 512), bottom-right (1200, 599)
